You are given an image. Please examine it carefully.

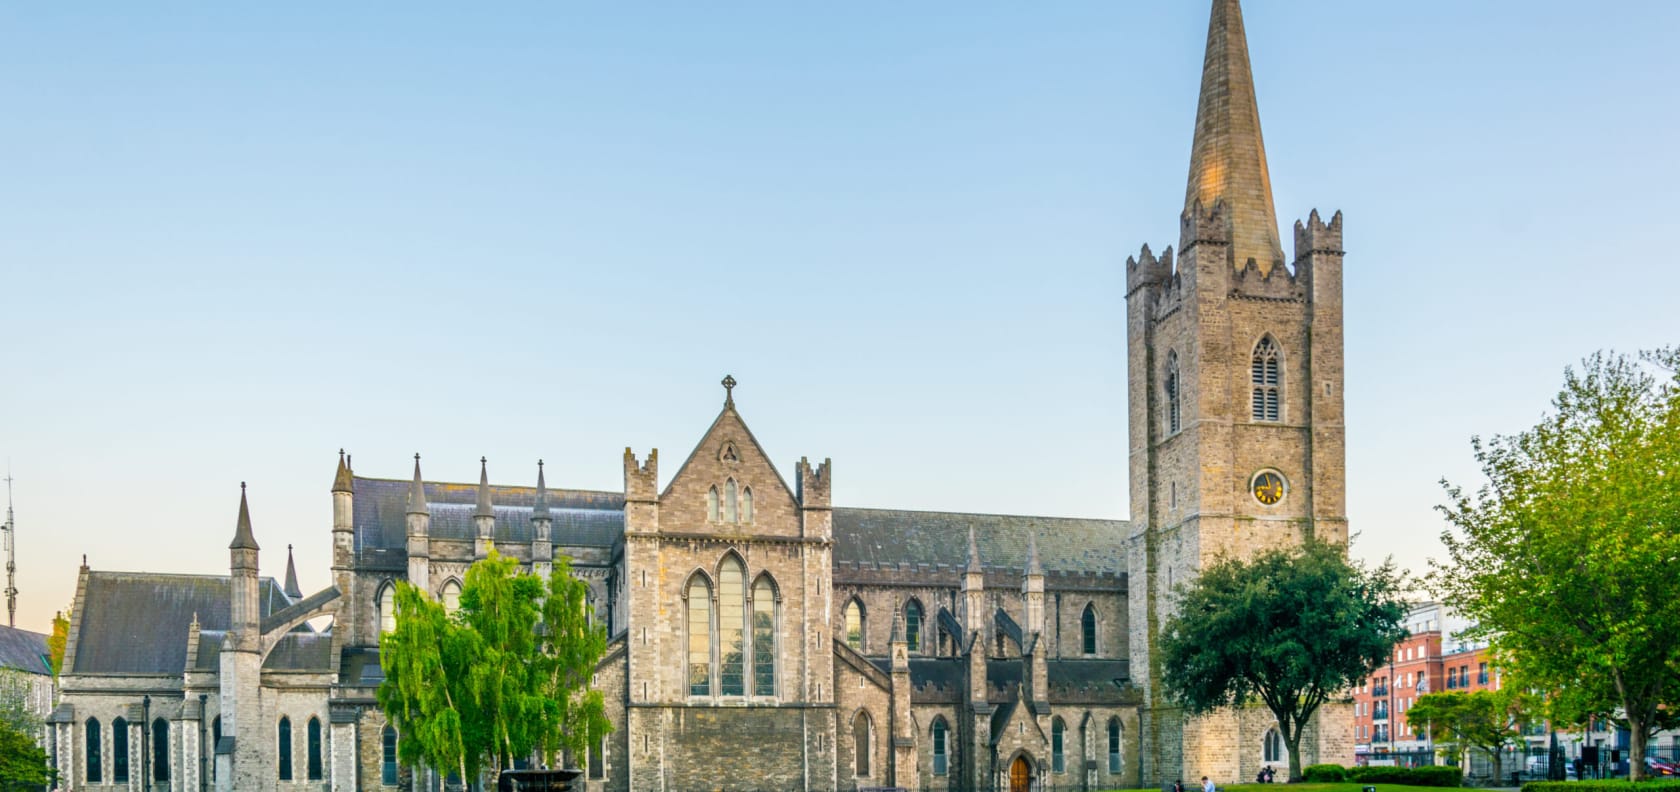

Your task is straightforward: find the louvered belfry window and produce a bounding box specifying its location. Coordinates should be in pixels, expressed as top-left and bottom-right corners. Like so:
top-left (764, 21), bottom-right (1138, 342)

top-left (1165, 351), bottom-right (1182, 434)
top-left (1251, 336), bottom-right (1282, 421)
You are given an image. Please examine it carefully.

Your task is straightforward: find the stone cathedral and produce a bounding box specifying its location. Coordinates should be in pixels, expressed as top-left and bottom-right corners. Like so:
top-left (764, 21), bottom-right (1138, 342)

top-left (49, 1), bottom-right (1352, 790)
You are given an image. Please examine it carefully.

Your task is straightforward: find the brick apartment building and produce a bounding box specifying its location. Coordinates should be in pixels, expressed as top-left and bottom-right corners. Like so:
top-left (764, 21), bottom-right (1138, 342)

top-left (1354, 602), bottom-right (1498, 766)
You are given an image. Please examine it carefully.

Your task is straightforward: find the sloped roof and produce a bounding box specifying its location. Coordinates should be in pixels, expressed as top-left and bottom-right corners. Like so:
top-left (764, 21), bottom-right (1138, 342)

top-left (72, 572), bottom-right (288, 674)
top-left (263, 632), bottom-right (333, 672)
top-left (0, 625), bottom-right (50, 676)
top-left (353, 476), bottom-right (623, 551)
top-left (832, 508), bottom-right (1126, 576)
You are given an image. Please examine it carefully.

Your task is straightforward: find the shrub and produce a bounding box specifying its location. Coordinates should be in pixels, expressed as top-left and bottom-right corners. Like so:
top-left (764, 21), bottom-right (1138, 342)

top-left (1523, 783), bottom-right (1680, 792)
top-left (1347, 765), bottom-right (1463, 787)
top-left (1303, 764), bottom-right (1349, 782)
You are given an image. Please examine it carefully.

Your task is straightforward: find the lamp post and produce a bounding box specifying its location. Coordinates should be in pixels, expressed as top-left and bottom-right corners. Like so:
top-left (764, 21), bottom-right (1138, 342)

top-left (143, 694), bottom-right (152, 792)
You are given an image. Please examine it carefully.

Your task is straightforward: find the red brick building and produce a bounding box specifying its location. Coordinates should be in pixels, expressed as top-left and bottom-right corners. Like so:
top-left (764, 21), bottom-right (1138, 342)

top-left (1354, 603), bottom-right (1498, 765)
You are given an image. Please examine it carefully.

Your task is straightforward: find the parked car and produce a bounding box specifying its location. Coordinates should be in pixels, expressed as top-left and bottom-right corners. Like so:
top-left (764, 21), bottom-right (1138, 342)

top-left (1646, 757), bottom-right (1679, 777)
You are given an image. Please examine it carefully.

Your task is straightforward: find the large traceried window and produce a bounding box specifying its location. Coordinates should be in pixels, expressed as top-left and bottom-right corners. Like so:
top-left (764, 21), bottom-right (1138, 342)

top-left (279, 716), bottom-right (294, 780)
top-left (113, 716), bottom-right (129, 782)
top-left (904, 599), bottom-right (923, 652)
top-left (381, 725), bottom-right (398, 785)
top-left (931, 718), bottom-right (949, 776)
top-left (379, 583), bottom-right (397, 634)
top-left (752, 577), bottom-right (776, 697)
top-left (1263, 727), bottom-right (1283, 763)
top-left (440, 580), bottom-right (462, 616)
top-left (86, 718), bottom-right (102, 783)
top-left (1166, 350), bottom-right (1182, 433)
top-left (1082, 603), bottom-right (1099, 655)
top-left (1251, 336), bottom-right (1282, 422)
top-left (686, 575), bottom-right (713, 696)
top-left (853, 711), bottom-right (872, 778)
top-left (844, 599), bottom-right (864, 652)
top-left (1108, 717), bottom-right (1123, 774)
top-left (152, 718), bottom-right (169, 782)
top-left (718, 556), bottom-right (746, 696)
top-left (1052, 717), bottom-right (1066, 772)
top-left (308, 716), bottom-right (324, 780)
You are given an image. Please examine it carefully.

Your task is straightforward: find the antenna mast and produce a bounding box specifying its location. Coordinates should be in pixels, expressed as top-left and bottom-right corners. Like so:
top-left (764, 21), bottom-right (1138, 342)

top-left (3, 471), bottom-right (15, 628)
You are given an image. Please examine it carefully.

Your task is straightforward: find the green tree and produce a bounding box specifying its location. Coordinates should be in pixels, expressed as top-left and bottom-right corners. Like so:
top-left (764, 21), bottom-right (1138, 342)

top-left (378, 551), bottom-right (611, 785)
top-left (46, 610), bottom-right (68, 677)
top-left (1159, 540), bottom-right (1407, 781)
top-left (1434, 348), bottom-right (1680, 781)
top-left (1408, 689), bottom-right (1531, 780)
top-left (0, 718), bottom-right (51, 791)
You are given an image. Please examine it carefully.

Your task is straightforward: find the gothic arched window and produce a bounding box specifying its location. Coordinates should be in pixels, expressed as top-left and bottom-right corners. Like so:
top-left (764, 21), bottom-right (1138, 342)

top-left (381, 725), bottom-right (398, 785)
top-left (853, 711), bottom-right (873, 778)
top-left (378, 582), bottom-right (397, 634)
top-left (1251, 336), bottom-right (1282, 422)
top-left (686, 574), bottom-right (713, 696)
top-left (1052, 717), bottom-right (1066, 772)
top-left (113, 716), bottom-right (129, 781)
top-left (152, 718), bottom-right (170, 782)
top-left (1263, 727), bottom-right (1283, 763)
top-left (211, 717), bottom-right (221, 782)
top-left (931, 718), bottom-right (949, 776)
top-left (1166, 350), bottom-right (1182, 434)
top-left (85, 718), bottom-right (102, 783)
top-left (904, 599), bottom-right (923, 653)
top-left (707, 486), bottom-right (719, 522)
top-left (742, 486), bottom-right (754, 523)
top-left (844, 598), bottom-right (865, 652)
top-left (440, 580), bottom-right (462, 616)
top-left (308, 716), bottom-right (324, 780)
top-left (1108, 717), bottom-right (1123, 774)
top-left (724, 479), bottom-right (739, 524)
top-left (1082, 602), bottom-right (1099, 655)
top-left (718, 556), bottom-right (746, 696)
top-left (752, 575), bottom-right (776, 697)
top-left (278, 716), bottom-right (293, 781)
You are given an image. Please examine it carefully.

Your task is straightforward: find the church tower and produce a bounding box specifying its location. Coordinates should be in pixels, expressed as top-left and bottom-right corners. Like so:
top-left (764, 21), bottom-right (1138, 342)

top-left (1126, 0), bottom-right (1350, 783)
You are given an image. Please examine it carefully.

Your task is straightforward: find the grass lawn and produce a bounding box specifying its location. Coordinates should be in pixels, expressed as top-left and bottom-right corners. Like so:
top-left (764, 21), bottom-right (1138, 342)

top-left (1100, 785), bottom-right (1458, 792)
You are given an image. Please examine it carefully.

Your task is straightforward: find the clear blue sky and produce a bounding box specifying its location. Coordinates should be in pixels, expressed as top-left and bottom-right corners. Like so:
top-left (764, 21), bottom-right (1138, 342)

top-left (2, 2), bottom-right (1676, 633)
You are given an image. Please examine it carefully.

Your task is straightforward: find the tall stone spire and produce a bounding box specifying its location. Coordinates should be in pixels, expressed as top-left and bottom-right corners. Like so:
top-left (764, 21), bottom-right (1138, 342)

top-left (1184, 0), bottom-right (1284, 273)
top-left (1024, 531), bottom-right (1043, 578)
top-left (331, 449), bottom-right (353, 494)
top-left (283, 544), bottom-right (302, 599)
top-left (966, 526), bottom-right (983, 573)
top-left (532, 460), bottom-right (551, 520)
top-left (406, 455), bottom-right (429, 516)
top-left (229, 482), bottom-right (259, 551)
top-left (475, 457), bottom-right (494, 519)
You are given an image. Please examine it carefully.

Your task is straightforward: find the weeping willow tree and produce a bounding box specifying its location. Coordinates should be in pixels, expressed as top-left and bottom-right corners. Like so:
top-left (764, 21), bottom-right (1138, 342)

top-left (378, 551), bottom-right (610, 784)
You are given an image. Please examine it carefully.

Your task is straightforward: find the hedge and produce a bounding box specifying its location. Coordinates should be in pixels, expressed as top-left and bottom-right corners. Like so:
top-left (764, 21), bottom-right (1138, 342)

top-left (1345, 765), bottom-right (1463, 787)
top-left (1522, 782), bottom-right (1680, 792)
top-left (1303, 764), bottom-right (1349, 782)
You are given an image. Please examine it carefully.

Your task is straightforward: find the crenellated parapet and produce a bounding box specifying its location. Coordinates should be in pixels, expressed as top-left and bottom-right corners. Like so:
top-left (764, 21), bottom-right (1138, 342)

top-left (1293, 209), bottom-right (1345, 261)
top-left (1179, 198), bottom-right (1233, 260)
top-left (796, 456), bottom-right (831, 509)
top-left (1124, 243), bottom-right (1173, 295)
top-left (1229, 254), bottom-right (1304, 302)
top-left (623, 448), bottom-right (658, 504)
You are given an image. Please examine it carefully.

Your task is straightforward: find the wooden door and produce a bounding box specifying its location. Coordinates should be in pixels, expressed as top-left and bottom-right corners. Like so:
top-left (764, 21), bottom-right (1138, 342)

top-left (1010, 756), bottom-right (1032, 792)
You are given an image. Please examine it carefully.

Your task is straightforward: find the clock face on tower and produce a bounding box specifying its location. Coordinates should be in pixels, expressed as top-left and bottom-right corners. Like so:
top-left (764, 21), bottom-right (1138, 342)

top-left (1252, 471), bottom-right (1286, 505)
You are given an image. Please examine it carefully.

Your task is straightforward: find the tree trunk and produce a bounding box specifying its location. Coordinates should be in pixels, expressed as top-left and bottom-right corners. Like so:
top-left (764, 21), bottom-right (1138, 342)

top-left (1488, 747), bottom-right (1502, 784)
top-left (1283, 729), bottom-right (1304, 783)
top-left (1628, 717), bottom-right (1648, 783)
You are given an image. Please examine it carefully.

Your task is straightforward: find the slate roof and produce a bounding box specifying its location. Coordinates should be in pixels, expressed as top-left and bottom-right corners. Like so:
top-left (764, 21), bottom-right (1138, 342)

top-left (352, 476), bottom-right (623, 551)
top-left (73, 572), bottom-right (290, 674)
top-left (832, 508), bottom-right (1126, 576)
top-left (263, 632), bottom-right (333, 672)
top-left (0, 625), bottom-right (50, 676)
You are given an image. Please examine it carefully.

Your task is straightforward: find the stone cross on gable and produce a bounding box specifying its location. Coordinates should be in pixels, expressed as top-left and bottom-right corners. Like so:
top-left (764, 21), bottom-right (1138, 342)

top-left (722, 374), bottom-right (737, 407)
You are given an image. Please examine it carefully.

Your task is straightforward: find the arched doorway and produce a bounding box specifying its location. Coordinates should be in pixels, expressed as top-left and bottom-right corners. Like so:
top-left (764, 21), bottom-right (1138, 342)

top-left (1010, 755), bottom-right (1033, 792)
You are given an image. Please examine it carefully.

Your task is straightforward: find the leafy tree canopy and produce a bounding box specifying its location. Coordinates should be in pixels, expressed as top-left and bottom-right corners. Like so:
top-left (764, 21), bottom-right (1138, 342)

top-left (1434, 348), bottom-right (1680, 781)
top-left (46, 610), bottom-right (68, 678)
top-left (0, 717), bottom-right (51, 791)
top-left (1408, 689), bottom-right (1532, 779)
top-left (378, 552), bottom-right (611, 784)
top-left (1159, 539), bottom-right (1407, 781)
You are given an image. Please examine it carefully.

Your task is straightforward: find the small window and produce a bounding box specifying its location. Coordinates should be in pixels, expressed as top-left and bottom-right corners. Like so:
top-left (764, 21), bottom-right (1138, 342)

top-left (1251, 336), bottom-right (1282, 422)
top-left (844, 599), bottom-right (864, 652)
top-left (1166, 350), bottom-right (1182, 433)
top-left (308, 716), bottom-right (324, 780)
top-left (211, 717), bottom-right (221, 782)
top-left (152, 718), bottom-right (170, 782)
top-left (440, 580), bottom-right (462, 616)
top-left (932, 719), bottom-right (948, 776)
top-left (1264, 727), bottom-right (1283, 763)
top-left (1082, 603), bottom-right (1098, 655)
top-left (1108, 717), bottom-right (1122, 774)
top-left (86, 718), bottom-right (102, 783)
top-left (113, 717), bottom-right (129, 782)
top-left (904, 600), bottom-right (923, 652)
top-left (588, 736), bottom-right (605, 780)
top-left (742, 487), bottom-right (754, 523)
top-left (853, 711), bottom-right (872, 777)
top-left (707, 486), bottom-right (719, 523)
top-left (279, 716), bottom-right (293, 781)
top-left (382, 725), bottom-right (398, 785)
top-left (378, 583), bottom-right (397, 634)
top-left (1052, 718), bottom-right (1066, 772)
top-left (724, 479), bottom-right (738, 524)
